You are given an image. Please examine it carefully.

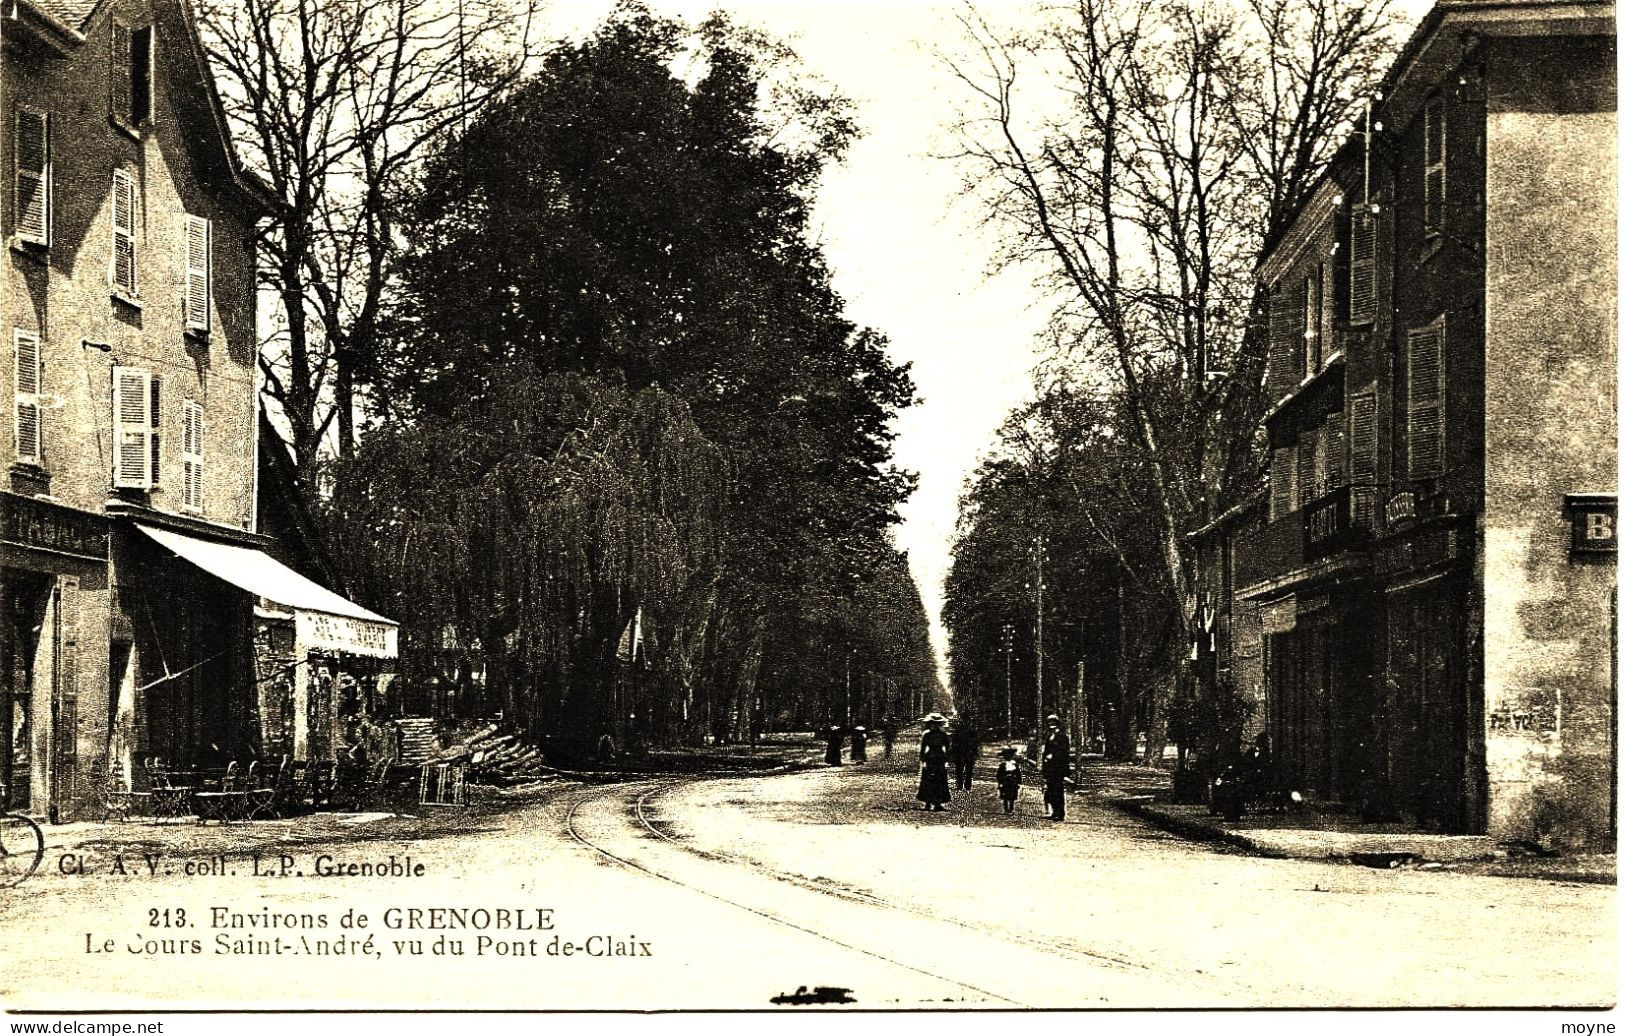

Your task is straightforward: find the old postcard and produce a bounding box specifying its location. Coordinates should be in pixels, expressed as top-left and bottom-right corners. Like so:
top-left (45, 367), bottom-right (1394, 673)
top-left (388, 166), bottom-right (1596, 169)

top-left (0, 0), bottom-right (1616, 1015)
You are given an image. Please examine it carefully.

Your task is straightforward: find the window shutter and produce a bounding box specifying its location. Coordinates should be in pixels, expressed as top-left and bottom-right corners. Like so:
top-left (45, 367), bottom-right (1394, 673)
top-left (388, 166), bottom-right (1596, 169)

top-left (132, 27), bottom-right (153, 125)
top-left (149, 375), bottom-right (162, 485)
top-left (1407, 323), bottom-right (1445, 479)
top-left (1303, 270), bottom-right (1321, 375)
top-left (1423, 99), bottom-right (1445, 234)
top-left (1270, 445), bottom-right (1296, 521)
top-left (1348, 393), bottom-right (1378, 485)
top-left (184, 215), bottom-right (211, 332)
top-left (182, 401), bottom-right (204, 511)
top-left (1296, 432), bottom-right (1317, 508)
top-left (14, 110), bottom-right (49, 246)
top-left (112, 170), bottom-right (137, 294)
top-left (112, 366), bottom-right (153, 488)
top-left (1326, 414), bottom-right (1345, 489)
top-left (14, 330), bottom-right (42, 464)
top-left (1348, 207), bottom-right (1377, 325)
top-left (111, 23), bottom-right (133, 124)
top-left (1267, 286), bottom-right (1304, 404)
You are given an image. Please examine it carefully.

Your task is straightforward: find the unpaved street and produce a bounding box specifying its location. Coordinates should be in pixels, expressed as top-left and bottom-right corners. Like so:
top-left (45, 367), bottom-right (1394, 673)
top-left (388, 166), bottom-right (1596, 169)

top-left (1, 752), bottom-right (1614, 1010)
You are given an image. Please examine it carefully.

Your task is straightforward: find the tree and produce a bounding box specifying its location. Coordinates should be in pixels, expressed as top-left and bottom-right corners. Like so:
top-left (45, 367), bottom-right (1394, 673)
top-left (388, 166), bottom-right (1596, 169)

top-left (198, 0), bottom-right (539, 479)
top-left (948, 0), bottom-right (1401, 759)
top-left (326, 6), bottom-right (926, 752)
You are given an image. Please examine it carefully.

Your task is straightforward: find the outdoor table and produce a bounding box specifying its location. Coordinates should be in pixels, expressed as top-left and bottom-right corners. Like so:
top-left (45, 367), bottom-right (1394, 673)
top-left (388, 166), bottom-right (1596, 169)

top-left (192, 790), bottom-right (250, 823)
top-left (149, 785), bottom-right (195, 823)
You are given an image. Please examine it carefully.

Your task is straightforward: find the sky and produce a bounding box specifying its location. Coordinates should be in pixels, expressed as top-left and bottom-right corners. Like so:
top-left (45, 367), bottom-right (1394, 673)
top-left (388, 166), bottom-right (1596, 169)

top-left (546, 0), bottom-right (1053, 683)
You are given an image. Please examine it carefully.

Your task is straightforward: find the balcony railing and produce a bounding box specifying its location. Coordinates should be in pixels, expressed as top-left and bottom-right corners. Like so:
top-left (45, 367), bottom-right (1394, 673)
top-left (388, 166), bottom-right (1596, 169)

top-left (1303, 484), bottom-right (1376, 561)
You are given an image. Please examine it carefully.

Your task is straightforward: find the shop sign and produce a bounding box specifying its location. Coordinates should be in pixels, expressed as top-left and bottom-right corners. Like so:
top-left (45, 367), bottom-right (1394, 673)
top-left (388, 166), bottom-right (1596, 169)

top-left (0, 492), bottom-right (107, 562)
top-left (1565, 494), bottom-right (1616, 557)
top-left (296, 611), bottom-right (398, 658)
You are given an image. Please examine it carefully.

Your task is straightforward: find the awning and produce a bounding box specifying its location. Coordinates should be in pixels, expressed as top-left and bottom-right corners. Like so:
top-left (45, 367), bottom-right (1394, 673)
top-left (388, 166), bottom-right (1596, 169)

top-left (135, 523), bottom-right (397, 658)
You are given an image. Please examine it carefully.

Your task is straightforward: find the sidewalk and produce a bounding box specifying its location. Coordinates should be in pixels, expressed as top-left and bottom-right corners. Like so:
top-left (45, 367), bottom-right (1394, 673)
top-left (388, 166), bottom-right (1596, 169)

top-left (1074, 757), bottom-right (1616, 884)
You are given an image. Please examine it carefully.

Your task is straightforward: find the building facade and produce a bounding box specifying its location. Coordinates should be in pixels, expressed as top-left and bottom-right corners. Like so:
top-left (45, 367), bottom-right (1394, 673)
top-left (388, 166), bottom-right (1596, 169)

top-left (1239, 0), bottom-right (1616, 846)
top-left (2, 0), bottom-right (394, 821)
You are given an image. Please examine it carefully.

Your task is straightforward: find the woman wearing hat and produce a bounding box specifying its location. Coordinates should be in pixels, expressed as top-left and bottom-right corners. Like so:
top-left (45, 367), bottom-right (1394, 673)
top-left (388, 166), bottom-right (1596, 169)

top-left (916, 714), bottom-right (952, 810)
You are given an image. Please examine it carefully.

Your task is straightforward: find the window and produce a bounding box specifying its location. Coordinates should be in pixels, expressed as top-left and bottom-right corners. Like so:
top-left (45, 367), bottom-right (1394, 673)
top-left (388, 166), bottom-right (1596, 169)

top-left (181, 400), bottom-right (204, 511)
top-left (111, 169), bottom-right (137, 296)
top-left (1348, 206), bottom-right (1377, 325)
top-left (1406, 321), bottom-right (1445, 479)
top-left (1296, 430), bottom-right (1317, 508)
top-left (14, 330), bottom-right (43, 465)
top-left (1348, 393), bottom-right (1378, 526)
top-left (111, 23), bottom-right (153, 129)
top-left (112, 365), bottom-right (153, 489)
top-left (1267, 281), bottom-right (1306, 402)
top-left (14, 109), bottom-right (49, 247)
top-left (1423, 97), bottom-right (1445, 235)
top-left (183, 215), bottom-right (211, 334)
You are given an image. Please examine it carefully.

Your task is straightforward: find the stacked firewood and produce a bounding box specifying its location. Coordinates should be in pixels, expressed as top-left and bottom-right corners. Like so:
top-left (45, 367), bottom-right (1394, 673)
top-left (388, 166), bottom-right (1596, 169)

top-left (429, 724), bottom-right (553, 786)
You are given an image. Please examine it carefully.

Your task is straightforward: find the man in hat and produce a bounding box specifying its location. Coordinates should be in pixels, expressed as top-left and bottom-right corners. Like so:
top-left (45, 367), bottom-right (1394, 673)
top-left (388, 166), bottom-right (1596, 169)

top-left (1040, 714), bottom-right (1071, 821)
top-left (916, 713), bottom-right (952, 810)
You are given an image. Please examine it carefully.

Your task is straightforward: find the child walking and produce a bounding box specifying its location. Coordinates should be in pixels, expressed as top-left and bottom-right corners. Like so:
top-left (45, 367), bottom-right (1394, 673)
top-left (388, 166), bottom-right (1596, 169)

top-left (995, 745), bottom-right (1022, 814)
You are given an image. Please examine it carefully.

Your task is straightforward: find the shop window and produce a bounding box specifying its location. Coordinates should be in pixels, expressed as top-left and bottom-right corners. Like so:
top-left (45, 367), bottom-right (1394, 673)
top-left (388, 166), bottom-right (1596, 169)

top-left (13, 109), bottom-right (50, 248)
top-left (13, 329), bottom-right (43, 465)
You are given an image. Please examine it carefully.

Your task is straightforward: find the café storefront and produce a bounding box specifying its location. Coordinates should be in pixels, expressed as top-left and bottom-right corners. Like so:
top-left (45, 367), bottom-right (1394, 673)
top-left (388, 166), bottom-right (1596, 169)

top-left (1, 492), bottom-right (109, 820)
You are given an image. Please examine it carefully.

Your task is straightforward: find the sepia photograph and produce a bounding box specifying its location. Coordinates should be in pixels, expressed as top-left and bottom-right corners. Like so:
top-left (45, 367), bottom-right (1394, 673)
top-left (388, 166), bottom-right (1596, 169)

top-left (0, 0), bottom-right (1616, 1017)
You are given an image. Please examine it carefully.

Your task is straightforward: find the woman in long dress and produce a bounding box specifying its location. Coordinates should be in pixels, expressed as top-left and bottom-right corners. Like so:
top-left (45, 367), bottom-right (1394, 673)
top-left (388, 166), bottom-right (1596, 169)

top-left (916, 714), bottom-right (951, 810)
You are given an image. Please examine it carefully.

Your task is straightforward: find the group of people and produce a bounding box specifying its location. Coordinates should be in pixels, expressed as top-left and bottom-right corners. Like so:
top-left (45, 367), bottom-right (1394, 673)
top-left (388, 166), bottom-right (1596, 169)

top-left (822, 719), bottom-right (898, 766)
top-left (915, 712), bottom-right (1073, 821)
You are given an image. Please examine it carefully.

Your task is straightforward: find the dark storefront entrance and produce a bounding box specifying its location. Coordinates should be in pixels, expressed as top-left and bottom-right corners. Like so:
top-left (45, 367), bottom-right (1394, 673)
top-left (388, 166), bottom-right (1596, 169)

top-left (1, 573), bottom-right (49, 810)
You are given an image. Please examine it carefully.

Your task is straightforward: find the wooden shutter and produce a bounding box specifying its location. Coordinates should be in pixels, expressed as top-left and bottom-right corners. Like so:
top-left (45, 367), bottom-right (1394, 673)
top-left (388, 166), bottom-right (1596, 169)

top-left (184, 216), bottom-right (211, 332)
top-left (1267, 285), bottom-right (1304, 403)
top-left (148, 375), bottom-right (162, 485)
top-left (1348, 207), bottom-right (1377, 325)
top-left (112, 366), bottom-right (153, 488)
top-left (1270, 445), bottom-right (1296, 521)
top-left (1424, 99), bottom-right (1445, 233)
top-left (112, 170), bottom-right (137, 294)
top-left (182, 400), bottom-right (204, 511)
top-left (1326, 413), bottom-right (1345, 489)
top-left (14, 330), bottom-right (42, 464)
top-left (111, 23), bottom-right (133, 125)
top-left (132, 27), bottom-right (153, 125)
top-left (1348, 393), bottom-right (1378, 485)
top-left (14, 109), bottom-right (49, 246)
top-left (1297, 431), bottom-right (1317, 508)
top-left (1303, 270), bottom-right (1322, 375)
top-left (1407, 323), bottom-right (1445, 478)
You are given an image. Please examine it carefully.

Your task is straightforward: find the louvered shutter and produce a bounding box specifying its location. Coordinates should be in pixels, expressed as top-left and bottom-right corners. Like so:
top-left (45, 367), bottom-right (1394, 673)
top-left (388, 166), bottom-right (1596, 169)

top-left (1303, 270), bottom-right (1322, 375)
top-left (1424, 100), bottom-right (1445, 233)
top-left (184, 216), bottom-right (210, 332)
top-left (1296, 432), bottom-right (1317, 508)
top-left (111, 23), bottom-right (133, 125)
top-left (1348, 207), bottom-right (1377, 325)
top-left (182, 401), bottom-right (204, 511)
top-left (148, 375), bottom-right (162, 485)
top-left (1267, 286), bottom-right (1304, 404)
top-left (112, 170), bottom-right (137, 294)
top-left (14, 330), bottom-right (42, 463)
top-left (1407, 324), bottom-right (1445, 478)
top-left (1327, 413), bottom-right (1345, 489)
top-left (14, 110), bottom-right (49, 245)
top-left (1270, 445), bottom-right (1296, 521)
top-left (112, 366), bottom-right (153, 488)
top-left (1348, 394), bottom-right (1378, 485)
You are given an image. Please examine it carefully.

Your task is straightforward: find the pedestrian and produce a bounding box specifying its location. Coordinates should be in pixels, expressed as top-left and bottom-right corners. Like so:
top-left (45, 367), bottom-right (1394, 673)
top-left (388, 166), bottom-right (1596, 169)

top-left (949, 719), bottom-right (980, 790)
top-left (850, 726), bottom-right (868, 763)
top-left (824, 725), bottom-right (844, 766)
top-left (881, 718), bottom-right (897, 759)
top-left (995, 745), bottom-right (1022, 814)
top-left (916, 713), bottom-right (951, 811)
top-left (1041, 714), bottom-right (1071, 821)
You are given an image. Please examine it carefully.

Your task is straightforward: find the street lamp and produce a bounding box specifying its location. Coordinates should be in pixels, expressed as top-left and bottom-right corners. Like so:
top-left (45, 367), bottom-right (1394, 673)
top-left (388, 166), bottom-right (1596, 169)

top-left (1031, 534), bottom-right (1047, 732)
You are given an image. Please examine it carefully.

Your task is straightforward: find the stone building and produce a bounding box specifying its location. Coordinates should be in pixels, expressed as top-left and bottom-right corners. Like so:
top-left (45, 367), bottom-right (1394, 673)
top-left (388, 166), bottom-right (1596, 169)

top-left (2, 0), bottom-right (392, 820)
top-left (1238, 0), bottom-right (1615, 846)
